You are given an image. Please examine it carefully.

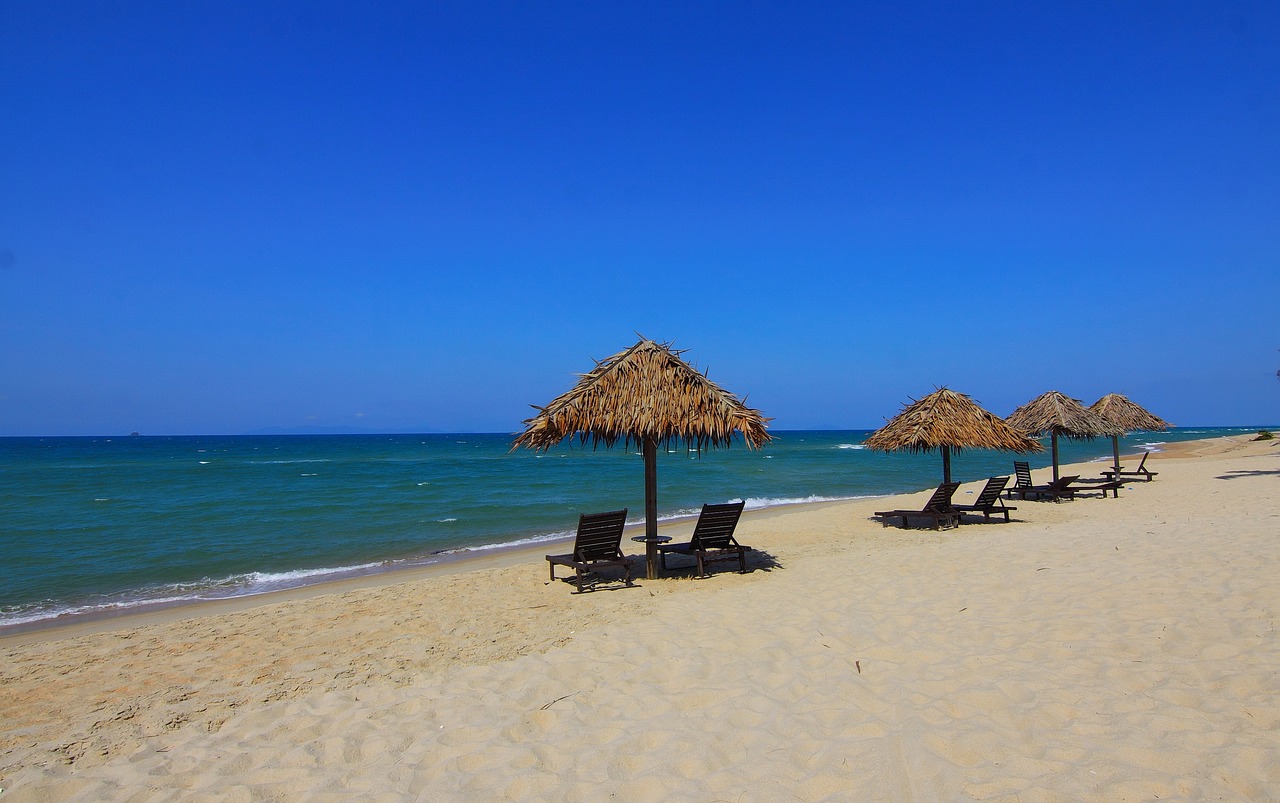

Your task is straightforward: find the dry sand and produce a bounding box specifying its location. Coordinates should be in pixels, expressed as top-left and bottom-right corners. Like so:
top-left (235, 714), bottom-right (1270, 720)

top-left (2, 434), bottom-right (1278, 800)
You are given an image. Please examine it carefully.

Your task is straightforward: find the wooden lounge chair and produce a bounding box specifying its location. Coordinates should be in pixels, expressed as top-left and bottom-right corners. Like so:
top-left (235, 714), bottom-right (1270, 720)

top-left (546, 509), bottom-right (634, 592)
top-left (953, 476), bottom-right (1016, 522)
top-left (1010, 475), bottom-right (1080, 502)
top-left (657, 501), bottom-right (750, 576)
top-left (874, 482), bottom-right (962, 530)
top-left (1101, 451), bottom-right (1158, 482)
top-left (1005, 461), bottom-right (1034, 498)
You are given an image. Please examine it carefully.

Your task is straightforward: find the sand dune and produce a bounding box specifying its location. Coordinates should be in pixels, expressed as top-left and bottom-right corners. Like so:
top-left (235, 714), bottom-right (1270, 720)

top-left (2, 435), bottom-right (1277, 800)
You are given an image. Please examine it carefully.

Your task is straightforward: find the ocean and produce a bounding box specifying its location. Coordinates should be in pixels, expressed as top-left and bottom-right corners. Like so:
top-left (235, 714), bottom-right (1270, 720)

top-left (0, 426), bottom-right (1262, 630)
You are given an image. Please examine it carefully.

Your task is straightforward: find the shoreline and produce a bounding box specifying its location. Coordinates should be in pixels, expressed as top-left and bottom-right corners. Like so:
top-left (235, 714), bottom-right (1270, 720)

top-left (2, 433), bottom-right (1276, 798)
top-left (0, 495), bottom-right (867, 646)
top-left (0, 435), bottom-right (1237, 644)
top-left (1, 428), bottom-right (1262, 638)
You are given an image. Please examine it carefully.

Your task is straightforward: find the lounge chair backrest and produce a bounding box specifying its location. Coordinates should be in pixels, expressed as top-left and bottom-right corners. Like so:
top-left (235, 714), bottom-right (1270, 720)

top-left (690, 501), bottom-right (746, 550)
top-left (924, 481), bottom-right (961, 512)
top-left (573, 509), bottom-right (628, 562)
top-left (1050, 475), bottom-right (1079, 490)
top-left (973, 476), bottom-right (1010, 507)
top-left (1135, 452), bottom-right (1149, 471)
top-left (1012, 461), bottom-right (1033, 489)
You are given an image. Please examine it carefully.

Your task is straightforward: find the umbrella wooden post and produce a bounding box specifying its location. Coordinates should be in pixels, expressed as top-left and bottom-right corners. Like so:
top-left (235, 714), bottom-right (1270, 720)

top-left (1111, 435), bottom-right (1121, 477)
top-left (1051, 433), bottom-right (1060, 481)
top-left (941, 445), bottom-right (952, 484)
top-left (643, 437), bottom-right (659, 580)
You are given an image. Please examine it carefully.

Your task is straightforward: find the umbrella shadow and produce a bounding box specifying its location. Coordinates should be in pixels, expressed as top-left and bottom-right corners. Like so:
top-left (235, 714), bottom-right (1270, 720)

top-left (871, 513), bottom-right (1032, 528)
top-left (551, 550), bottom-right (784, 590)
top-left (956, 515), bottom-right (1027, 525)
top-left (1216, 469), bottom-right (1280, 480)
top-left (868, 517), bottom-right (970, 530)
top-left (548, 568), bottom-right (640, 593)
top-left (653, 548), bottom-right (784, 578)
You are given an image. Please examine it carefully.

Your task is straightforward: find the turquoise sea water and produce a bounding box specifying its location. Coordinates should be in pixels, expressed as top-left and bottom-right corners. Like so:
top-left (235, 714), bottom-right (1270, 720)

top-left (0, 427), bottom-right (1264, 629)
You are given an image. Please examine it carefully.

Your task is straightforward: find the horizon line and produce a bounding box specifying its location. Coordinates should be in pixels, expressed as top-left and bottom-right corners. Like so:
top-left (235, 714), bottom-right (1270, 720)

top-left (0, 424), bottom-right (1270, 440)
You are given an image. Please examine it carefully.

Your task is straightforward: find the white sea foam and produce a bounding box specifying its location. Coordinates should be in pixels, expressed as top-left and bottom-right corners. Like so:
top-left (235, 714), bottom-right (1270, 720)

top-left (651, 495), bottom-right (872, 517)
top-left (243, 563), bottom-right (387, 587)
top-left (0, 561), bottom-right (394, 629)
top-left (250, 458), bottom-right (333, 465)
top-left (1, 595), bottom-right (217, 627)
top-left (739, 494), bottom-right (869, 509)
top-left (836, 444), bottom-right (866, 450)
top-left (455, 528), bottom-right (578, 553)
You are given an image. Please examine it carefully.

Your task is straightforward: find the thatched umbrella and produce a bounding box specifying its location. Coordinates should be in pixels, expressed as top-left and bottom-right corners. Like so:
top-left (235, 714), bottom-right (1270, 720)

top-left (1090, 393), bottom-right (1172, 476)
top-left (1006, 391), bottom-right (1123, 481)
top-left (512, 338), bottom-right (771, 580)
top-left (864, 387), bottom-right (1042, 483)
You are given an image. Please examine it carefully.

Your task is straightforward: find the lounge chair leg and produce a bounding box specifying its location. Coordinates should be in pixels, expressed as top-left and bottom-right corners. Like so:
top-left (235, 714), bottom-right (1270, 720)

top-left (575, 567), bottom-right (585, 593)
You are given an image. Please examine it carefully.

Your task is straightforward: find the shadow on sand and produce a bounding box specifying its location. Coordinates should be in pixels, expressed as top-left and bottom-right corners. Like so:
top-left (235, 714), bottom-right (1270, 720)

top-left (548, 549), bottom-right (783, 591)
top-left (1215, 469), bottom-right (1280, 480)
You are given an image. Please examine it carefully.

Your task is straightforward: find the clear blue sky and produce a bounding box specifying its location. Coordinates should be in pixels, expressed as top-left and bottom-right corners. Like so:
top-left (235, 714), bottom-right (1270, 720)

top-left (2, 2), bottom-right (1276, 436)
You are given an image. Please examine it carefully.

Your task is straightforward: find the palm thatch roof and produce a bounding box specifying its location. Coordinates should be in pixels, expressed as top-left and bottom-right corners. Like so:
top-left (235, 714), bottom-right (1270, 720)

top-left (1006, 390), bottom-right (1123, 440)
top-left (1090, 393), bottom-right (1171, 433)
top-left (511, 338), bottom-right (771, 452)
top-left (864, 387), bottom-right (1042, 454)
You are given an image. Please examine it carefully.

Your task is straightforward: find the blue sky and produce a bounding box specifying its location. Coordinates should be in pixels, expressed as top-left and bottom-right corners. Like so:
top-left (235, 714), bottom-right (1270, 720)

top-left (1, 2), bottom-right (1276, 436)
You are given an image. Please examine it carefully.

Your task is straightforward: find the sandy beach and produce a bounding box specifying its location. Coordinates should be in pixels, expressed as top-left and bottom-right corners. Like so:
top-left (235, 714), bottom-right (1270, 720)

top-left (2, 434), bottom-right (1278, 800)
